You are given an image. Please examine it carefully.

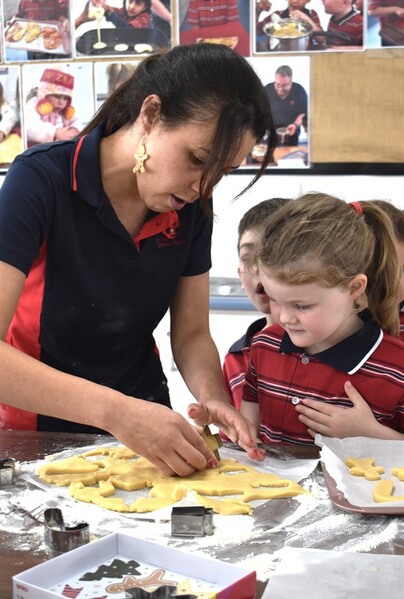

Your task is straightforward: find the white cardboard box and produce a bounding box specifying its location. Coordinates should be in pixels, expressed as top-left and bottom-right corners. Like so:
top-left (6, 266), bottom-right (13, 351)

top-left (13, 532), bottom-right (256, 599)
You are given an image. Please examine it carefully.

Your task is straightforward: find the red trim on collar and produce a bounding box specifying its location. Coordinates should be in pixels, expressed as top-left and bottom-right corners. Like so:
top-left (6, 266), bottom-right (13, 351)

top-left (134, 210), bottom-right (179, 250)
top-left (72, 135), bottom-right (86, 192)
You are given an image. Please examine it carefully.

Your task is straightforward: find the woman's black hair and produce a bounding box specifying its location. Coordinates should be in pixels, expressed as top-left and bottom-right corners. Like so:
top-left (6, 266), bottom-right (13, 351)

top-left (81, 43), bottom-right (275, 201)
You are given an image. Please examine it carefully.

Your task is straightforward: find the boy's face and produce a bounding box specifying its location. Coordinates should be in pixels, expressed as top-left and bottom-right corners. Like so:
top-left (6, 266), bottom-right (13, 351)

top-left (238, 228), bottom-right (271, 315)
top-left (288, 0), bottom-right (311, 11)
top-left (126, 0), bottom-right (146, 16)
top-left (322, 0), bottom-right (347, 15)
top-left (397, 240), bottom-right (404, 304)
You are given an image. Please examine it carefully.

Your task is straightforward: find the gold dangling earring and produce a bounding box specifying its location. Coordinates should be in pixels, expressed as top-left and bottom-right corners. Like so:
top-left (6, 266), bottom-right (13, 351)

top-left (133, 134), bottom-right (148, 174)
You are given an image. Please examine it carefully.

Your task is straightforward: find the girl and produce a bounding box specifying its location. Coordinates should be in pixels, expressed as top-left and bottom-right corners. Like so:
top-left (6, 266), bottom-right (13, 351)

top-left (241, 193), bottom-right (404, 445)
top-left (370, 199), bottom-right (404, 341)
top-left (25, 68), bottom-right (82, 145)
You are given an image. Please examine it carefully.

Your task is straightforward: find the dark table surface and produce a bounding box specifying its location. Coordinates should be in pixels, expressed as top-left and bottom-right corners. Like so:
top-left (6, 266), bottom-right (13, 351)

top-left (1, 430), bottom-right (403, 599)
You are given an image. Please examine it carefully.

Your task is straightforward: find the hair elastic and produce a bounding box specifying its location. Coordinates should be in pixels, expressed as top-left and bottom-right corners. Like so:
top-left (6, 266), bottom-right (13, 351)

top-left (350, 201), bottom-right (363, 216)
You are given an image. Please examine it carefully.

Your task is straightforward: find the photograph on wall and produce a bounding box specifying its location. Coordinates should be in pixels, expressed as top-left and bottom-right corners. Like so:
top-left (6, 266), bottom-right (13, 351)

top-left (0, 66), bottom-right (24, 170)
top-left (94, 60), bottom-right (139, 110)
top-left (254, 0), bottom-right (363, 53)
top-left (177, 0), bottom-right (250, 56)
top-left (73, 0), bottom-right (172, 58)
top-left (21, 61), bottom-right (95, 150)
top-left (1, 0), bottom-right (72, 62)
top-left (244, 55), bottom-right (310, 169)
top-left (366, 0), bottom-right (404, 47)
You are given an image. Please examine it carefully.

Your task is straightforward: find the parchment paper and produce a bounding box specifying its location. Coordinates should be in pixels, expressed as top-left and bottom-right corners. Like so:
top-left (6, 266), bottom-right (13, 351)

top-left (262, 547), bottom-right (404, 599)
top-left (315, 435), bottom-right (404, 508)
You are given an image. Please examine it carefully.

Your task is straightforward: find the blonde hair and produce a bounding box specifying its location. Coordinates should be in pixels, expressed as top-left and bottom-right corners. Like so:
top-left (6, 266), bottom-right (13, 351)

top-left (259, 192), bottom-right (400, 337)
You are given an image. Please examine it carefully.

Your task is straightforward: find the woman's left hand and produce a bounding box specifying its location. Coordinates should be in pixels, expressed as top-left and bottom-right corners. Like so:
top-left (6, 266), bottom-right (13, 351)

top-left (187, 400), bottom-right (266, 461)
top-left (295, 381), bottom-right (380, 438)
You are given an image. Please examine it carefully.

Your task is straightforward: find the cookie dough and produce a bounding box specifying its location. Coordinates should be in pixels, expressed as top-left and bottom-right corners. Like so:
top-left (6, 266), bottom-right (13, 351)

top-left (36, 446), bottom-right (308, 515)
top-left (373, 479), bottom-right (404, 503)
top-left (392, 467), bottom-right (404, 481)
top-left (344, 457), bottom-right (385, 481)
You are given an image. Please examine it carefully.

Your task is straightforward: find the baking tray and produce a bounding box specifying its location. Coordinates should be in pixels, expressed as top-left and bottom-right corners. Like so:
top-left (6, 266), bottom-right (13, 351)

top-left (75, 27), bottom-right (170, 56)
top-left (321, 462), bottom-right (404, 515)
top-left (4, 17), bottom-right (70, 55)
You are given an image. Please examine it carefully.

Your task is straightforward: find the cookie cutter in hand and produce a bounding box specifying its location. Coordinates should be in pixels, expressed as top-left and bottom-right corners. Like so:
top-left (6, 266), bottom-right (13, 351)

top-left (200, 424), bottom-right (222, 460)
top-left (126, 586), bottom-right (197, 598)
top-left (171, 506), bottom-right (214, 537)
top-left (44, 507), bottom-right (90, 553)
top-left (0, 458), bottom-right (16, 486)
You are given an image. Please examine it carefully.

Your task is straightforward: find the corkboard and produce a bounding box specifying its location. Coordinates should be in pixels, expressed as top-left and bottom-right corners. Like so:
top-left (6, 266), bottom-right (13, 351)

top-left (310, 49), bottom-right (404, 163)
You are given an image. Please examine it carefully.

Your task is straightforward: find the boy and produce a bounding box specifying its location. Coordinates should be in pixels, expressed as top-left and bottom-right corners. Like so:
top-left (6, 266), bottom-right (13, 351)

top-left (188, 0), bottom-right (240, 28)
top-left (256, 0), bottom-right (322, 35)
top-left (294, 0), bottom-right (363, 46)
top-left (223, 198), bottom-right (290, 409)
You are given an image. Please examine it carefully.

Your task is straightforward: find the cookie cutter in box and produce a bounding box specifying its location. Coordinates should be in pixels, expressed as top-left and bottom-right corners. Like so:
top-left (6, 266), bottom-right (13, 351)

top-left (44, 507), bottom-right (90, 553)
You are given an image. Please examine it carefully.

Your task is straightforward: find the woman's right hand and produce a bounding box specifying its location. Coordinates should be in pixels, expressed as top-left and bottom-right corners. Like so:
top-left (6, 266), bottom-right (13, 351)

top-left (108, 398), bottom-right (218, 477)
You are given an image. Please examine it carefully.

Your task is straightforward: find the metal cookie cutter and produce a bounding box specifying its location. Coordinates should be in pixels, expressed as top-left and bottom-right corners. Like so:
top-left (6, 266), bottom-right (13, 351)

top-left (0, 458), bottom-right (16, 486)
top-left (126, 587), bottom-right (197, 598)
top-left (200, 424), bottom-right (223, 461)
top-left (44, 507), bottom-right (90, 553)
top-left (171, 506), bottom-right (214, 538)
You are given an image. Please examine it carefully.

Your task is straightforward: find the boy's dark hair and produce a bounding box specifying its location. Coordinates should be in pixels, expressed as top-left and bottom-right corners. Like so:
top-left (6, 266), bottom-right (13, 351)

top-left (125, 0), bottom-right (152, 12)
top-left (237, 197), bottom-right (290, 251)
top-left (371, 200), bottom-right (404, 242)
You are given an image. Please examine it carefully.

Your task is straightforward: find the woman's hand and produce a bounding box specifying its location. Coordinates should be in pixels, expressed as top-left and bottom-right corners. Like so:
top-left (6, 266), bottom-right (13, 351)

top-left (187, 400), bottom-right (266, 461)
top-left (109, 399), bottom-right (219, 477)
top-left (295, 381), bottom-right (385, 439)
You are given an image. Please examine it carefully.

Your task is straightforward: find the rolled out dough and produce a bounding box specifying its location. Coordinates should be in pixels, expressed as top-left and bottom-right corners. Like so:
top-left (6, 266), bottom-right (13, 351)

top-left (36, 446), bottom-right (308, 515)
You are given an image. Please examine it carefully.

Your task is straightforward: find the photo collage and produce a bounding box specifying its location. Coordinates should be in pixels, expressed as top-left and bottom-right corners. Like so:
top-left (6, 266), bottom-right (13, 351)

top-left (0, 0), bottom-right (402, 170)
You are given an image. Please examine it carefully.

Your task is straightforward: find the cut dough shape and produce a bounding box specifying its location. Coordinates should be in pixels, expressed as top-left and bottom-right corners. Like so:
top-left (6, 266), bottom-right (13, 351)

top-left (344, 457), bottom-right (385, 481)
top-left (36, 446), bottom-right (308, 516)
top-left (391, 467), bottom-right (404, 481)
top-left (373, 479), bottom-right (404, 503)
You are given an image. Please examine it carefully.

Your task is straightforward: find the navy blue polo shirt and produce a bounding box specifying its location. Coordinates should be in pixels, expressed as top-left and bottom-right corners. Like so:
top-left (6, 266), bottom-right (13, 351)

top-left (0, 123), bottom-right (213, 432)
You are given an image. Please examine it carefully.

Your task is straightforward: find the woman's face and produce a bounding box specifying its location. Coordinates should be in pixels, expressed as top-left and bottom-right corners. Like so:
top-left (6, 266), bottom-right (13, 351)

top-left (134, 118), bottom-right (256, 214)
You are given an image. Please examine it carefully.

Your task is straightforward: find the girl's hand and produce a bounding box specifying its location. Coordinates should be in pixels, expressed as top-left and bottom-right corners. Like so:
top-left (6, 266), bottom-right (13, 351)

top-left (187, 401), bottom-right (266, 461)
top-left (295, 381), bottom-right (381, 438)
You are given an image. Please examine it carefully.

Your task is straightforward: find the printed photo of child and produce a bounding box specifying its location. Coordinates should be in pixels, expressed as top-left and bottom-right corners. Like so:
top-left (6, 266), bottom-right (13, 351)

top-left (0, 67), bottom-right (23, 169)
top-left (21, 63), bottom-right (95, 148)
top-left (255, 0), bottom-right (363, 52)
top-left (178, 0), bottom-right (251, 56)
top-left (73, 0), bottom-right (172, 56)
top-left (2, 0), bottom-right (72, 62)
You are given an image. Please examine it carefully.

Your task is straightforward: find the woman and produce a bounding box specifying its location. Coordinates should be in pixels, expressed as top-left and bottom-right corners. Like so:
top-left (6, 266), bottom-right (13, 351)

top-left (0, 43), bottom-right (274, 475)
